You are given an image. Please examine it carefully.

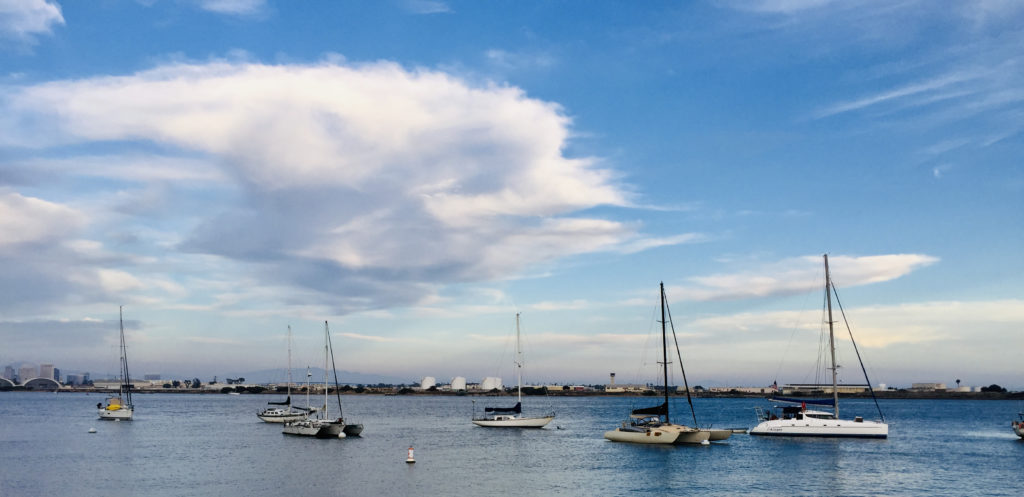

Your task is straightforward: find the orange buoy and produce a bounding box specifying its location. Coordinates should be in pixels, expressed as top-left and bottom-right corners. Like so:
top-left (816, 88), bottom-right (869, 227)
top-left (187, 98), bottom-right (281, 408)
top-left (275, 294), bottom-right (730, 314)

top-left (406, 446), bottom-right (415, 464)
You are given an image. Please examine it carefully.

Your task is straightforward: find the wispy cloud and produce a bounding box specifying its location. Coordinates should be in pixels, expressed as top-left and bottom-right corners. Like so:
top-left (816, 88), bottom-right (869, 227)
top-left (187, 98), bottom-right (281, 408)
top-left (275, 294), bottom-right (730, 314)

top-left (0, 0), bottom-right (63, 42)
top-left (194, 0), bottom-right (266, 16)
top-left (671, 254), bottom-right (938, 301)
top-left (403, 0), bottom-right (451, 15)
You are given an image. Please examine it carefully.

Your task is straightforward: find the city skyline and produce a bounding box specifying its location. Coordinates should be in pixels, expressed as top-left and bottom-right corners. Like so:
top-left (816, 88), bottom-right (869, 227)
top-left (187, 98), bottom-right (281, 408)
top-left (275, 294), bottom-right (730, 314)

top-left (1, 1), bottom-right (1021, 388)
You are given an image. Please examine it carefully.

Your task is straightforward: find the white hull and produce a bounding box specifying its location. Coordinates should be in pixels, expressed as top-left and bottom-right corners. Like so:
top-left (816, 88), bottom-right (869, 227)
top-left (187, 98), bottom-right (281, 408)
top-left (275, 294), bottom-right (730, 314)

top-left (257, 409), bottom-right (309, 423)
top-left (1013, 418), bottom-right (1024, 438)
top-left (472, 415), bottom-right (554, 428)
top-left (98, 406), bottom-right (133, 420)
top-left (283, 419), bottom-right (345, 438)
top-left (604, 424), bottom-right (710, 444)
top-left (750, 417), bottom-right (888, 438)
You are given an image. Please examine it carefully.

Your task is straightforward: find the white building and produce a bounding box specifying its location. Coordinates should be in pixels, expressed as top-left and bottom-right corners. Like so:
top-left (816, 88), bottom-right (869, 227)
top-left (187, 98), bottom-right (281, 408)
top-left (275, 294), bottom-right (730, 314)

top-left (39, 364), bottom-right (54, 380)
top-left (420, 377), bottom-right (436, 390)
top-left (450, 376), bottom-right (466, 391)
top-left (480, 377), bottom-right (502, 391)
top-left (18, 366), bottom-right (37, 382)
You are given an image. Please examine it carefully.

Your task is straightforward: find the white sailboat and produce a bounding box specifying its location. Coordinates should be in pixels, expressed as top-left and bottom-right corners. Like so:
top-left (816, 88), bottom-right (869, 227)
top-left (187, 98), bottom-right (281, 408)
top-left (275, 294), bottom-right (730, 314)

top-left (98, 306), bottom-right (133, 421)
top-left (1013, 412), bottom-right (1024, 439)
top-left (258, 326), bottom-right (310, 423)
top-left (472, 313), bottom-right (555, 428)
top-left (604, 283), bottom-right (709, 445)
top-left (750, 254), bottom-right (889, 439)
top-left (283, 321), bottom-right (362, 438)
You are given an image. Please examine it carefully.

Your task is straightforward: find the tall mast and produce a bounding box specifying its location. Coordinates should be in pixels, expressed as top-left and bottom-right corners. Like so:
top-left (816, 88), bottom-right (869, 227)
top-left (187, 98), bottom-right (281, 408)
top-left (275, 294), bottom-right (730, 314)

top-left (286, 326), bottom-right (292, 399)
top-left (660, 282), bottom-right (670, 424)
top-left (119, 305), bottom-right (131, 406)
top-left (515, 313), bottom-right (522, 406)
top-left (323, 321), bottom-right (329, 420)
top-left (824, 254), bottom-right (839, 419)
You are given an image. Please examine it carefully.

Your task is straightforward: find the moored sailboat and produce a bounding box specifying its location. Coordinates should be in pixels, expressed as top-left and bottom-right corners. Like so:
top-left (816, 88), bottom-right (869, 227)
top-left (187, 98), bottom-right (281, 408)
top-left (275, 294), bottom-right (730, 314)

top-left (750, 254), bottom-right (888, 439)
top-left (258, 326), bottom-right (311, 423)
top-left (472, 313), bottom-right (555, 428)
top-left (1013, 413), bottom-right (1024, 439)
top-left (604, 283), bottom-right (709, 445)
top-left (98, 306), bottom-right (134, 421)
top-left (283, 321), bottom-right (362, 438)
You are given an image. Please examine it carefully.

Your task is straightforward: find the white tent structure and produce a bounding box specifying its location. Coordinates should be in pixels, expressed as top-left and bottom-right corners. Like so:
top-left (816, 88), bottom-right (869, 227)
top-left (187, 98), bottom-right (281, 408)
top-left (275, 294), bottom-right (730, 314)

top-left (480, 377), bottom-right (502, 391)
top-left (450, 376), bottom-right (467, 391)
top-left (419, 377), bottom-right (436, 390)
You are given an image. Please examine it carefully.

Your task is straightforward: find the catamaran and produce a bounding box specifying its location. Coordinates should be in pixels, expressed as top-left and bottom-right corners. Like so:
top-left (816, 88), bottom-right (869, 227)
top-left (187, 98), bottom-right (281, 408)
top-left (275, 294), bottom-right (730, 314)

top-left (750, 254), bottom-right (888, 438)
top-left (604, 283), bottom-right (709, 445)
top-left (472, 313), bottom-right (555, 428)
top-left (98, 306), bottom-right (133, 421)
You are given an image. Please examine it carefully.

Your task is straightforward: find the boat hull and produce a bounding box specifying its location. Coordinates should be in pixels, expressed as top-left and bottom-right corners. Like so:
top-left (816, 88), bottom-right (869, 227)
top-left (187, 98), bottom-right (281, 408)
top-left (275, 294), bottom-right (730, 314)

top-left (603, 424), bottom-right (709, 445)
top-left (257, 409), bottom-right (309, 423)
top-left (702, 428), bottom-right (732, 441)
top-left (1013, 420), bottom-right (1024, 438)
top-left (750, 418), bottom-right (888, 438)
top-left (472, 415), bottom-right (554, 428)
top-left (342, 423), bottom-right (364, 436)
top-left (98, 406), bottom-right (133, 420)
top-left (282, 420), bottom-right (346, 438)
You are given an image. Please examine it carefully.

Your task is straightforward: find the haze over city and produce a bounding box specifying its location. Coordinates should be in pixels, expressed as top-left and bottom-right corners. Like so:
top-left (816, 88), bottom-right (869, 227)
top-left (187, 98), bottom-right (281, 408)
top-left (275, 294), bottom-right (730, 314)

top-left (1, 1), bottom-right (1021, 388)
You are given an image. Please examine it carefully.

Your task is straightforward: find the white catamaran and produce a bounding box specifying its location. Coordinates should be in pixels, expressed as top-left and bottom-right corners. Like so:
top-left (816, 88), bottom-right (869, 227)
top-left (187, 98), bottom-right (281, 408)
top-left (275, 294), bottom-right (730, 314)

top-left (258, 326), bottom-right (311, 423)
top-left (283, 321), bottom-right (362, 438)
top-left (750, 254), bottom-right (889, 439)
top-left (98, 306), bottom-right (133, 421)
top-left (472, 313), bottom-right (555, 428)
top-left (604, 283), bottom-right (710, 445)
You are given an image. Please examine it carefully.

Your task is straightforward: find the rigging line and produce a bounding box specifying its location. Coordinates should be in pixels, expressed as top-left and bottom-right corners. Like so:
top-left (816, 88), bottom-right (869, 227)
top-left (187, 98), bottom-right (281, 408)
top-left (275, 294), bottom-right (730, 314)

top-left (830, 281), bottom-right (885, 422)
top-left (664, 296), bottom-right (699, 427)
top-left (326, 322), bottom-right (344, 417)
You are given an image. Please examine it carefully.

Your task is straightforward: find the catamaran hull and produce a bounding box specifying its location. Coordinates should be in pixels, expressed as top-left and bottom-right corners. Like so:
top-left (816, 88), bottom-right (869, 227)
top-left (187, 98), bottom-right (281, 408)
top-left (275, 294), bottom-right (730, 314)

top-left (701, 429), bottom-right (732, 441)
top-left (604, 425), bottom-right (710, 444)
top-left (283, 421), bottom-right (345, 438)
top-left (472, 416), bottom-right (554, 428)
top-left (750, 418), bottom-right (888, 438)
top-left (98, 407), bottom-right (133, 420)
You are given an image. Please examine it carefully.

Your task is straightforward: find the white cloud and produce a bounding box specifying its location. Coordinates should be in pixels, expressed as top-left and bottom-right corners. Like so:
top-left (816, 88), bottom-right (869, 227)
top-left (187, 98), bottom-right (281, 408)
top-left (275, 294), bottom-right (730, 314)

top-left (195, 0), bottom-right (266, 16)
top-left (0, 0), bottom-right (63, 41)
top-left (0, 191), bottom-right (85, 247)
top-left (403, 0), bottom-right (451, 15)
top-left (1, 60), bottom-right (684, 313)
top-left (672, 254), bottom-right (938, 301)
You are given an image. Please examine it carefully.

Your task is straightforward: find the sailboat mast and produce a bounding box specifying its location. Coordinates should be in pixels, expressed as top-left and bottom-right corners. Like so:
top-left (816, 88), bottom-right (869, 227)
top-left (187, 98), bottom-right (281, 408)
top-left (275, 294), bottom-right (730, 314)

top-left (516, 313), bottom-right (523, 405)
top-left (323, 321), bottom-right (329, 420)
top-left (824, 254), bottom-right (839, 419)
top-left (119, 305), bottom-right (131, 406)
top-left (660, 282), bottom-right (670, 424)
top-left (286, 326), bottom-right (292, 399)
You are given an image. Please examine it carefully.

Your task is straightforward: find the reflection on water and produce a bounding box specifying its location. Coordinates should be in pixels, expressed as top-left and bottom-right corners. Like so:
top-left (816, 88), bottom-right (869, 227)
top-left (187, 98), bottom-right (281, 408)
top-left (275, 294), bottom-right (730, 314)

top-left (0, 394), bottom-right (1022, 496)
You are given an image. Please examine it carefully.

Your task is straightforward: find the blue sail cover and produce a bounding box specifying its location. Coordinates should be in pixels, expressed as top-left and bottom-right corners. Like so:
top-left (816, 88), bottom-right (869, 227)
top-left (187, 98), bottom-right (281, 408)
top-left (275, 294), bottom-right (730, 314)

top-left (770, 395), bottom-right (835, 406)
top-left (267, 395), bottom-right (291, 406)
top-left (484, 402), bottom-right (521, 414)
top-left (631, 402), bottom-right (668, 416)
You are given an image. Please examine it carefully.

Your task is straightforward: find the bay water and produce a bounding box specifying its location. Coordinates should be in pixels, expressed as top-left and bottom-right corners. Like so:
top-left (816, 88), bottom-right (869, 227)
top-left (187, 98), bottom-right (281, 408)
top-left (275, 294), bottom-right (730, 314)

top-left (1, 392), bottom-right (1021, 496)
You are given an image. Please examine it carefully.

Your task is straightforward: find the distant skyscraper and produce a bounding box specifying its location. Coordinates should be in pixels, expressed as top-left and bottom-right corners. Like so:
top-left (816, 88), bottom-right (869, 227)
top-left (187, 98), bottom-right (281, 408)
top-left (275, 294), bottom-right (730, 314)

top-left (66, 374), bottom-right (82, 385)
top-left (2, 366), bottom-right (13, 380)
top-left (39, 364), bottom-right (55, 380)
top-left (54, 368), bottom-right (61, 383)
top-left (19, 366), bottom-right (37, 382)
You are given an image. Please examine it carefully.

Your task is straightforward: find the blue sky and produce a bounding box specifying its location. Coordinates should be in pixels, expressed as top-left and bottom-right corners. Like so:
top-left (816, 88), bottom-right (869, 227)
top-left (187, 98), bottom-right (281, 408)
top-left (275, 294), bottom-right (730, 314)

top-left (1, 0), bottom-right (1021, 388)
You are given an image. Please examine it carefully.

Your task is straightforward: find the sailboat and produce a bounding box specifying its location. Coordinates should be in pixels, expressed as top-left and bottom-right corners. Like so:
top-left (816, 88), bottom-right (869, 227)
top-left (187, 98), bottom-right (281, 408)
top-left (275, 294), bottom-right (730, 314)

top-left (604, 283), bottom-right (710, 444)
top-left (472, 313), bottom-right (555, 428)
top-left (98, 306), bottom-right (133, 421)
top-left (1012, 412), bottom-right (1024, 439)
top-left (258, 326), bottom-right (310, 423)
top-left (750, 254), bottom-right (889, 439)
top-left (283, 321), bottom-right (362, 438)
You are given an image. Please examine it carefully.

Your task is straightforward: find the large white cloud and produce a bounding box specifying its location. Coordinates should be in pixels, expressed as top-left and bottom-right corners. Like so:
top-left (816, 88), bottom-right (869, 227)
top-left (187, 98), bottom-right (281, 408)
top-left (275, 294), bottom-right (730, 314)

top-left (0, 0), bottom-right (63, 41)
top-left (0, 60), bottom-right (681, 312)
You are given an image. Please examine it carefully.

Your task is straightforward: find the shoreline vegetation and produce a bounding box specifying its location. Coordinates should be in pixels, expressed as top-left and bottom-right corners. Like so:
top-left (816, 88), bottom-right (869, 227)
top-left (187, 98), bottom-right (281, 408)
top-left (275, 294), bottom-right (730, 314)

top-left (5, 385), bottom-right (1022, 400)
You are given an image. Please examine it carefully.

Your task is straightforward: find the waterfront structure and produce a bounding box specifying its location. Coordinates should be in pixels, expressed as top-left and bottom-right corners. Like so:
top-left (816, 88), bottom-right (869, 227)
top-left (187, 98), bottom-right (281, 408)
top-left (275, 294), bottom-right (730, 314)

top-left (480, 377), bottom-right (502, 391)
top-left (450, 377), bottom-right (466, 391)
top-left (39, 364), bottom-right (54, 380)
top-left (420, 377), bottom-right (436, 390)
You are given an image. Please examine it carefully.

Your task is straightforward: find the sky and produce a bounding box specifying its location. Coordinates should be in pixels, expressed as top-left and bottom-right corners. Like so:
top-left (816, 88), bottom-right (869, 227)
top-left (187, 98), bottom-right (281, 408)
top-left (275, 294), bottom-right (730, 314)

top-left (1, 0), bottom-right (1021, 389)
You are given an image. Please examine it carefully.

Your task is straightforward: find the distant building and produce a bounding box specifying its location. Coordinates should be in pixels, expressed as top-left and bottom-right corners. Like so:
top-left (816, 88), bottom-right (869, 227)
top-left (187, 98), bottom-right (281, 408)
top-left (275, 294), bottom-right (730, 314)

top-left (3, 366), bottom-right (13, 380)
top-left (911, 383), bottom-right (947, 391)
top-left (39, 364), bottom-right (55, 380)
top-left (144, 374), bottom-right (161, 381)
top-left (66, 374), bottom-right (84, 386)
top-left (450, 376), bottom-right (466, 391)
top-left (780, 383), bottom-right (871, 395)
top-left (19, 366), bottom-right (37, 383)
top-left (420, 377), bottom-right (436, 390)
top-left (480, 377), bottom-right (502, 391)
top-left (53, 368), bottom-right (60, 383)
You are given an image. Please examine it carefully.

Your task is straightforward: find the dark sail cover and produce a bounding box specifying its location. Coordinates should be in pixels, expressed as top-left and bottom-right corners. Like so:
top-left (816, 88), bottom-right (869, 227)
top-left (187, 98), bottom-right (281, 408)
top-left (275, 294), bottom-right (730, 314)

top-left (267, 395), bottom-right (291, 406)
top-left (484, 402), bottom-right (522, 414)
top-left (770, 395), bottom-right (834, 406)
top-left (631, 402), bottom-right (668, 416)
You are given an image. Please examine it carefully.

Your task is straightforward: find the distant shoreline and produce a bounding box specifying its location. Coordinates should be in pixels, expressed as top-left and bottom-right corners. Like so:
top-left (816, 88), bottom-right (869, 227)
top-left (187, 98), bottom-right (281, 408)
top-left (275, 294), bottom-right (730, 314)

top-left (7, 387), bottom-right (1023, 400)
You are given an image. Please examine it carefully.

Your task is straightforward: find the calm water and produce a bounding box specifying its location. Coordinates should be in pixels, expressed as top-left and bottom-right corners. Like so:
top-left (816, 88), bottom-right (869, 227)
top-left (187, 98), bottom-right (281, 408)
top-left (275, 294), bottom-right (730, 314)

top-left (1, 392), bottom-right (1021, 496)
